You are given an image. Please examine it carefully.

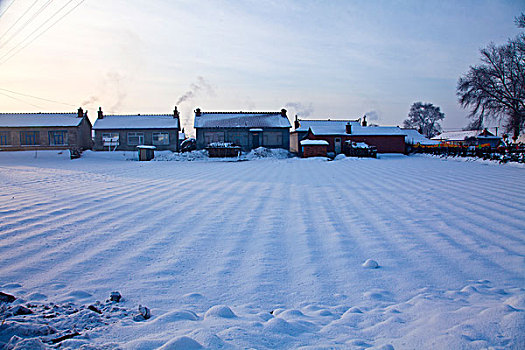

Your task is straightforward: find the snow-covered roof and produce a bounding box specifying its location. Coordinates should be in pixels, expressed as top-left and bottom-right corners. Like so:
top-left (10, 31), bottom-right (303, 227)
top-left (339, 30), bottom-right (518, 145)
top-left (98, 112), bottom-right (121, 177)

top-left (355, 125), bottom-right (406, 136)
top-left (93, 115), bottom-right (179, 130)
top-left (295, 120), bottom-right (359, 134)
top-left (431, 130), bottom-right (500, 141)
top-left (295, 119), bottom-right (406, 136)
top-left (0, 113), bottom-right (84, 127)
top-left (300, 139), bottom-right (329, 146)
top-left (194, 111), bottom-right (291, 129)
top-left (402, 128), bottom-right (440, 145)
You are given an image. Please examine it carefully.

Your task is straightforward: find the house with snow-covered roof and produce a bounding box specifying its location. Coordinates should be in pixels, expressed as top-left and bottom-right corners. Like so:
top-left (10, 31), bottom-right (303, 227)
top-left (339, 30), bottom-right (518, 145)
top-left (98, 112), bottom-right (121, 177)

top-left (431, 129), bottom-right (502, 148)
top-left (0, 108), bottom-right (92, 151)
top-left (92, 107), bottom-right (180, 151)
top-left (401, 128), bottom-right (439, 146)
top-left (290, 117), bottom-right (406, 155)
top-left (194, 108), bottom-right (292, 151)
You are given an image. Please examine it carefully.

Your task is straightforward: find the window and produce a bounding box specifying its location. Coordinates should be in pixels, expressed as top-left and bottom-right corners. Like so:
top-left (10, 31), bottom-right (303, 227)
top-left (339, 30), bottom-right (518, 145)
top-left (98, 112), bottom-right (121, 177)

top-left (48, 131), bottom-right (68, 145)
top-left (102, 132), bottom-right (119, 139)
top-left (152, 132), bottom-right (169, 145)
top-left (127, 132), bottom-right (144, 145)
top-left (20, 131), bottom-right (39, 145)
top-left (263, 131), bottom-right (283, 146)
top-left (204, 131), bottom-right (225, 145)
top-left (102, 132), bottom-right (119, 149)
top-left (0, 131), bottom-right (9, 145)
top-left (227, 131), bottom-right (247, 146)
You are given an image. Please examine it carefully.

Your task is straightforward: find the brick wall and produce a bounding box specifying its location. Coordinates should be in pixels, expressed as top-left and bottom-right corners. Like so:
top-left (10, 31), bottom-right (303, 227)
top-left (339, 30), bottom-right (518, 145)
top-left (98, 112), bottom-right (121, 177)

top-left (302, 144), bottom-right (328, 158)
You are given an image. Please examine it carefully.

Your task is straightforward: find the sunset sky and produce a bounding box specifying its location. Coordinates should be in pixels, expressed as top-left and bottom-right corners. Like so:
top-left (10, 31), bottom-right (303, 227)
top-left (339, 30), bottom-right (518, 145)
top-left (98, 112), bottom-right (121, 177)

top-left (0, 0), bottom-right (522, 132)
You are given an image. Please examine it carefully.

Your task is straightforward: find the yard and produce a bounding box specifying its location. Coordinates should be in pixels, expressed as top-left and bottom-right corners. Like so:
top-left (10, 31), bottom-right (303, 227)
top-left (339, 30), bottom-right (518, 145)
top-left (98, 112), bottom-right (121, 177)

top-left (0, 151), bottom-right (523, 349)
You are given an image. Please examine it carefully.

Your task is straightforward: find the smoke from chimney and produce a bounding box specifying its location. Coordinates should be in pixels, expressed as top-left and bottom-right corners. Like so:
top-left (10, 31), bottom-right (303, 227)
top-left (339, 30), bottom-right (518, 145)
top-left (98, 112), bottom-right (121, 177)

top-left (285, 102), bottom-right (313, 118)
top-left (176, 77), bottom-right (215, 132)
top-left (365, 110), bottom-right (380, 122)
top-left (176, 76), bottom-right (215, 105)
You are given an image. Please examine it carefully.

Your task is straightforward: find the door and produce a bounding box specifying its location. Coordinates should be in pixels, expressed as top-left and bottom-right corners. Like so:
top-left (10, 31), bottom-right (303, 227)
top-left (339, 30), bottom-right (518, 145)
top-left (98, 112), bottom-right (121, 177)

top-left (335, 137), bottom-right (342, 153)
top-left (252, 133), bottom-right (259, 148)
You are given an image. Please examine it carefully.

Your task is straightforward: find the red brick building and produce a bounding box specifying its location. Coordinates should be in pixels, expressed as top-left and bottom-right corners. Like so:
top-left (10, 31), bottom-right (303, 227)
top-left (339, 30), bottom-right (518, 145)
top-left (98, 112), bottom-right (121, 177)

top-left (300, 139), bottom-right (328, 158)
top-left (291, 118), bottom-right (406, 156)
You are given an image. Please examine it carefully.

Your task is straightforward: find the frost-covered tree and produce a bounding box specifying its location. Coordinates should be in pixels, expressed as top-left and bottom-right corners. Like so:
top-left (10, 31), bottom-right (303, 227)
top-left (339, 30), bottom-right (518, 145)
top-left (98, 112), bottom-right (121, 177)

top-left (403, 102), bottom-right (445, 138)
top-left (457, 15), bottom-right (525, 140)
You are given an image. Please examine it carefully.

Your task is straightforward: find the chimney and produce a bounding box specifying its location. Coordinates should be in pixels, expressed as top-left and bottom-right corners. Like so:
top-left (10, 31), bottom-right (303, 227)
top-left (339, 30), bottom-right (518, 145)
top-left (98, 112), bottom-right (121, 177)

top-left (77, 107), bottom-right (83, 118)
top-left (346, 122), bottom-right (352, 134)
top-left (281, 108), bottom-right (287, 117)
top-left (173, 106), bottom-right (180, 119)
top-left (195, 108), bottom-right (201, 117)
top-left (97, 107), bottom-right (103, 119)
top-left (362, 115), bottom-right (367, 126)
top-left (294, 114), bottom-right (300, 129)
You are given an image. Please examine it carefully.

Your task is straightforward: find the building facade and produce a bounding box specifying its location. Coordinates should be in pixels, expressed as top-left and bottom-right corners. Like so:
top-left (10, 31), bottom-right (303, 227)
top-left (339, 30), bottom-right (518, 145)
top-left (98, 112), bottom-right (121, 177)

top-left (194, 108), bottom-right (291, 151)
top-left (0, 108), bottom-right (92, 151)
top-left (92, 107), bottom-right (180, 151)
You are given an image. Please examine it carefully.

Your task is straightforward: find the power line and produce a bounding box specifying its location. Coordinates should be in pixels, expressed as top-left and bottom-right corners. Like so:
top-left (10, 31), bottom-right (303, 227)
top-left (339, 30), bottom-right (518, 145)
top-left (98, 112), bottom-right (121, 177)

top-left (0, 87), bottom-right (76, 106)
top-left (0, 0), bottom-right (74, 61)
top-left (0, 0), bottom-right (54, 50)
top-left (0, 0), bottom-right (39, 41)
top-left (0, 91), bottom-right (43, 108)
top-left (0, 0), bottom-right (85, 65)
top-left (0, 0), bottom-right (17, 19)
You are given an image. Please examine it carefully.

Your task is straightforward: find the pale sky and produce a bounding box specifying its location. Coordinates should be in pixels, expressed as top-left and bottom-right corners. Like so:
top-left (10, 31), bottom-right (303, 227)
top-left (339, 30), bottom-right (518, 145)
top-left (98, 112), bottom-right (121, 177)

top-left (0, 0), bottom-right (523, 132)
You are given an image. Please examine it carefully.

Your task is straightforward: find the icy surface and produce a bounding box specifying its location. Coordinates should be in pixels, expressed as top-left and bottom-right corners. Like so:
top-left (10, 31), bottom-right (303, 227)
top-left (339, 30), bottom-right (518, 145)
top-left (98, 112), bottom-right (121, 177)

top-left (0, 151), bottom-right (524, 349)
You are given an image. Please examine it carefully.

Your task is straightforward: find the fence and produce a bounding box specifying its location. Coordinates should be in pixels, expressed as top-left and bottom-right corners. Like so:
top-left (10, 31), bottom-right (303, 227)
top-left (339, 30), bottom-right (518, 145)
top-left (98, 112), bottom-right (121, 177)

top-left (411, 143), bottom-right (525, 163)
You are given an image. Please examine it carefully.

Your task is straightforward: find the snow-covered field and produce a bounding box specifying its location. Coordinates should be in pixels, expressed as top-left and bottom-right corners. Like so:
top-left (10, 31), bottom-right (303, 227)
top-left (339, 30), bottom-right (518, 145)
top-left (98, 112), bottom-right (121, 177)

top-left (0, 151), bottom-right (524, 349)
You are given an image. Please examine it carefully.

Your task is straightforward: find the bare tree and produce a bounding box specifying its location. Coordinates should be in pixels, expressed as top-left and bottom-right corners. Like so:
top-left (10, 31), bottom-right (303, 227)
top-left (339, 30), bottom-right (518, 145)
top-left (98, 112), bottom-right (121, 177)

top-left (403, 102), bottom-right (445, 138)
top-left (457, 17), bottom-right (525, 140)
top-left (515, 13), bottom-right (525, 28)
top-left (463, 117), bottom-right (484, 131)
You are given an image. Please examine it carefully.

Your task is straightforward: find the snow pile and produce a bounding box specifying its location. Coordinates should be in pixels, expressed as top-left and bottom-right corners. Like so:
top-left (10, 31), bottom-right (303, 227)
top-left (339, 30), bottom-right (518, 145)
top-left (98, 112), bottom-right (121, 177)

top-left (153, 150), bottom-right (208, 161)
top-left (154, 148), bottom-right (291, 161)
top-left (207, 142), bottom-right (236, 148)
top-left (421, 153), bottom-right (525, 168)
top-left (362, 259), bottom-right (379, 268)
top-left (245, 147), bottom-right (291, 160)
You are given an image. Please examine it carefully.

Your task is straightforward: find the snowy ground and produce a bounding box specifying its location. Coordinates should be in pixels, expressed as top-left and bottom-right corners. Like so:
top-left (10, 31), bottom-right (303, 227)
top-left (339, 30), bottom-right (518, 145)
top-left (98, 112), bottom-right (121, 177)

top-left (0, 151), bottom-right (524, 349)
